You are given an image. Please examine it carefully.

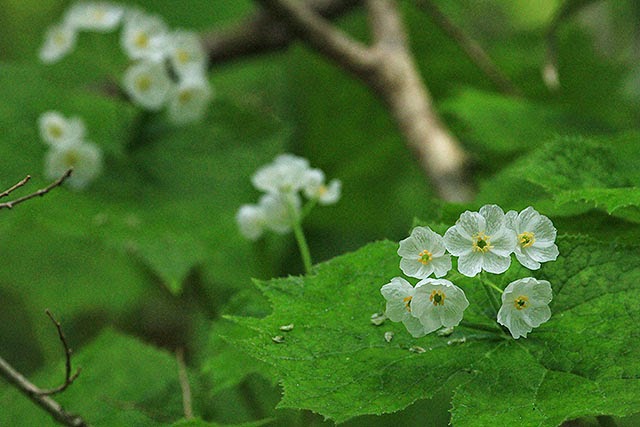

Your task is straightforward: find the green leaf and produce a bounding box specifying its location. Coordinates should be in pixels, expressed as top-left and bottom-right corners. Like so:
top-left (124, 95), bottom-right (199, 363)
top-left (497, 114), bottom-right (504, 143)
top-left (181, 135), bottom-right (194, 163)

top-left (0, 329), bottom-right (185, 426)
top-left (172, 417), bottom-right (273, 427)
top-left (230, 236), bottom-right (640, 425)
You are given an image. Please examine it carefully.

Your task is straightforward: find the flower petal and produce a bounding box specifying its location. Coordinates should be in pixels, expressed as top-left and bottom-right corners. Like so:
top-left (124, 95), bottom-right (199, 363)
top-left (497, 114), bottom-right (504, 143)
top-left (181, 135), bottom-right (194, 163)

top-left (515, 251), bottom-right (541, 270)
top-left (403, 316), bottom-right (428, 338)
top-left (456, 211), bottom-right (483, 239)
top-left (431, 255), bottom-right (452, 278)
top-left (444, 227), bottom-right (472, 256)
top-left (489, 227), bottom-right (517, 256)
top-left (526, 244), bottom-right (559, 263)
top-left (480, 204), bottom-right (506, 235)
top-left (482, 251), bottom-right (511, 274)
top-left (457, 251), bottom-right (483, 277)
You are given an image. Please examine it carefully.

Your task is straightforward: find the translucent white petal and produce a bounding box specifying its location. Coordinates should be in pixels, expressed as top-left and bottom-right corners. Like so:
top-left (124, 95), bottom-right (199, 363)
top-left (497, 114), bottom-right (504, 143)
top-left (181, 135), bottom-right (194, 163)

top-left (482, 251), bottom-right (511, 274)
top-left (431, 255), bottom-right (452, 278)
top-left (319, 179), bottom-right (341, 205)
top-left (504, 210), bottom-right (518, 231)
top-left (38, 111), bottom-right (85, 147)
top-left (456, 211), bottom-right (483, 239)
top-left (526, 244), bottom-right (559, 263)
top-left (39, 24), bottom-right (77, 64)
top-left (457, 252), bottom-right (483, 277)
top-left (439, 286), bottom-right (469, 327)
top-left (516, 206), bottom-right (540, 232)
top-left (120, 11), bottom-right (168, 61)
top-left (64, 2), bottom-right (124, 32)
top-left (302, 168), bottom-right (325, 199)
top-left (497, 306), bottom-right (532, 339)
top-left (259, 192), bottom-right (300, 234)
top-left (417, 310), bottom-right (442, 335)
top-left (530, 215), bottom-right (557, 243)
top-left (167, 75), bottom-right (213, 125)
top-left (522, 278), bottom-right (553, 305)
top-left (399, 257), bottom-right (432, 279)
top-left (236, 205), bottom-right (265, 241)
top-left (480, 204), bottom-right (506, 235)
top-left (489, 227), bottom-right (517, 256)
top-left (122, 60), bottom-right (172, 110)
top-left (165, 30), bottom-right (207, 78)
top-left (381, 278), bottom-right (414, 322)
top-left (522, 305), bottom-right (551, 328)
top-left (403, 316), bottom-right (428, 338)
top-left (444, 226), bottom-right (472, 256)
top-left (514, 251), bottom-right (541, 270)
top-left (45, 142), bottom-right (102, 190)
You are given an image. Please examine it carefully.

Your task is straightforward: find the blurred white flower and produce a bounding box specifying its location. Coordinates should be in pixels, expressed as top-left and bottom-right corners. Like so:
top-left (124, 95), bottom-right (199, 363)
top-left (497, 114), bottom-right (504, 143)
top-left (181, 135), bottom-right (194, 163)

top-left (45, 141), bottom-right (103, 190)
top-left (167, 74), bottom-right (213, 125)
top-left (251, 154), bottom-right (310, 195)
top-left (64, 2), bottom-right (124, 32)
top-left (411, 278), bottom-right (469, 334)
top-left (236, 204), bottom-right (266, 241)
top-left (444, 204), bottom-right (517, 277)
top-left (38, 111), bottom-right (85, 148)
top-left (398, 226), bottom-right (451, 279)
top-left (259, 192), bottom-right (301, 234)
top-left (120, 10), bottom-right (168, 61)
top-left (302, 168), bottom-right (341, 205)
top-left (39, 24), bottom-right (77, 64)
top-left (165, 30), bottom-right (207, 78)
top-left (497, 277), bottom-right (552, 339)
top-left (505, 207), bottom-right (559, 270)
top-left (380, 277), bottom-right (428, 338)
top-left (122, 60), bottom-right (172, 110)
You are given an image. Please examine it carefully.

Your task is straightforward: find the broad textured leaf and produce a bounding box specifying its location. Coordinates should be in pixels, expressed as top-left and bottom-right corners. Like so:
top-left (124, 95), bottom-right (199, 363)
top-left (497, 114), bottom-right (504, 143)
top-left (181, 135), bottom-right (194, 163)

top-left (231, 236), bottom-right (640, 425)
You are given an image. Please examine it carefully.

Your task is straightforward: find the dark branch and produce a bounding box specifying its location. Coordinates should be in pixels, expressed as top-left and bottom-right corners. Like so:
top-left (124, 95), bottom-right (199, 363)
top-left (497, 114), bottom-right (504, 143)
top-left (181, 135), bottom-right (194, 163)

top-left (0, 175), bottom-right (31, 199)
top-left (38, 310), bottom-right (81, 396)
top-left (0, 169), bottom-right (72, 210)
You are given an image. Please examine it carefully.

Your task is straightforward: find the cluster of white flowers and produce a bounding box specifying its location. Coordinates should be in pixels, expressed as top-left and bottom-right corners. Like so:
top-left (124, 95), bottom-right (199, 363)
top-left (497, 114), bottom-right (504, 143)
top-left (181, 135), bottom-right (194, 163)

top-left (382, 205), bottom-right (558, 339)
top-left (38, 111), bottom-right (103, 190)
top-left (39, 2), bottom-right (212, 125)
top-left (236, 154), bottom-right (342, 241)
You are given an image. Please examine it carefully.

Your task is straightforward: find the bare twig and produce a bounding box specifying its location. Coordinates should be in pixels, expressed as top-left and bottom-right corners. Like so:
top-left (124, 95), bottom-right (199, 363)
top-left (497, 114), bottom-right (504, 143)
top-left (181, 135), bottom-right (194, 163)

top-left (38, 310), bottom-right (81, 396)
top-left (0, 175), bottom-right (31, 199)
top-left (416, 0), bottom-right (520, 96)
top-left (0, 311), bottom-right (87, 427)
top-left (253, 0), bottom-right (472, 200)
top-left (0, 169), bottom-right (72, 210)
top-left (175, 347), bottom-right (193, 420)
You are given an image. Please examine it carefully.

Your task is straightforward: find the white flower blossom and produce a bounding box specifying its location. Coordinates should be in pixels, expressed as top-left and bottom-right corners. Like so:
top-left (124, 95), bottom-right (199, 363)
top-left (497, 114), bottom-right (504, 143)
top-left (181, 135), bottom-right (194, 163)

top-left (302, 169), bottom-right (341, 205)
top-left (410, 278), bottom-right (469, 334)
top-left (444, 204), bottom-right (517, 277)
top-left (38, 111), bottom-right (85, 148)
top-left (259, 192), bottom-right (301, 234)
top-left (497, 277), bottom-right (552, 339)
top-left (380, 277), bottom-right (428, 338)
top-left (39, 23), bottom-right (77, 64)
top-left (397, 226), bottom-right (451, 279)
top-left (251, 154), bottom-right (310, 195)
top-left (120, 11), bottom-right (168, 61)
top-left (165, 30), bottom-right (207, 78)
top-left (167, 74), bottom-right (213, 125)
top-left (505, 207), bottom-right (559, 270)
top-left (236, 204), bottom-right (266, 241)
top-left (122, 60), bottom-right (172, 110)
top-left (45, 141), bottom-right (103, 190)
top-left (64, 2), bottom-right (124, 32)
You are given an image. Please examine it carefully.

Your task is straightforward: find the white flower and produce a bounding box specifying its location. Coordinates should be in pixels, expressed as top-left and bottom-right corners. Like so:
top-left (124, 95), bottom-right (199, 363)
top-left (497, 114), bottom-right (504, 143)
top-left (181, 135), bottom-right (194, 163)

top-left (497, 277), bottom-right (552, 339)
top-left (410, 278), bottom-right (469, 334)
top-left (165, 30), bottom-right (207, 78)
top-left (64, 2), bottom-right (124, 32)
top-left (444, 204), bottom-right (517, 277)
top-left (398, 226), bottom-right (451, 279)
top-left (167, 74), bottom-right (213, 125)
top-left (38, 111), bottom-right (85, 147)
top-left (236, 204), bottom-right (266, 241)
top-left (45, 141), bottom-right (103, 190)
top-left (122, 60), bottom-right (172, 110)
top-left (259, 192), bottom-right (301, 234)
top-left (120, 11), bottom-right (168, 61)
top-left (251, 154), bottom-right (310, 195)
top-left (39, 24), bottom-right (77, 64)
top-left (380, 277), bottom-right (428, 338)
top-left (505, 207), bottom-right (559, 270)
top-left (302, 169), bottom-right (341, 205)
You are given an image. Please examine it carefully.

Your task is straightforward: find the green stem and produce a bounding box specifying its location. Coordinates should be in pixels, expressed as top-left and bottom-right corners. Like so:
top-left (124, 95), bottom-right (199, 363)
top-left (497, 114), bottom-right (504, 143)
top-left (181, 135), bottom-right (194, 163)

top-left (483, 279), bottom-right (504, 294)
top-left (459, 320), bottom-right (503, 334)
top-left (481, 282), bottom-right (501, 314)
top-left (284, 193), bottom-right (313, 274)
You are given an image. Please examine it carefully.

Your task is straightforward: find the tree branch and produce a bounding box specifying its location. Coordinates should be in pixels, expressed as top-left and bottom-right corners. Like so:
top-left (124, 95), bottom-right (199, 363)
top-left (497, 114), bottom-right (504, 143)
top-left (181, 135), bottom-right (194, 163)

top-left (415, 0), bottom-right (520, 96)
top-left (0, 169), bottom-right (72, 210)
top-left (251, 0), bottom-right (473, 201)
top-left (0, 311), bottom-right (87, 427)
top-left (176, 347), bottom-right (193, 420)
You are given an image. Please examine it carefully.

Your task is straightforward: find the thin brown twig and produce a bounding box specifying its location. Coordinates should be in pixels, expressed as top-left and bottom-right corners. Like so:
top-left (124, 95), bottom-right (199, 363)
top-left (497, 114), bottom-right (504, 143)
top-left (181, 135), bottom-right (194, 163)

top-left (38, 310), bottom-right (82, 396)
top-left (0, 312), bottom-right (87, 427)
top-left (175, 347), bottom-right (194, 420)
top-left (0, 175), bottom-right (31, 199)
top-left (0, 169), bottom-right (72, 210)
top-left (415, 0), bottom-right (521, 96)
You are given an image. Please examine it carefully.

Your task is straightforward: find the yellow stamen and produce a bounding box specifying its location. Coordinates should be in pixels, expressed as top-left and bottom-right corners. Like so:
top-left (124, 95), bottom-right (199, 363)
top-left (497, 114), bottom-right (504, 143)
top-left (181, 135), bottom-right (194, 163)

top-left (178, 89), bottom-right (194, 104)
top-left (48, 124), bottom-right (63, 139)
top-left (430, 290), bottom-right (445, 306)
top-left (176, 49), bottom-right (190, 64)
top-left (63, 150), bottom-right (80, 166)
top-left (514, 295), bottom-right (529, 310)
top-left (418, 249), bottom-right (432, 265)
top-left (403, 296), bottom-right (412, 312)
top-left (134, 32), bottom-right (149, 49)
top-left (518, 231), bottom-right (535, 248)
top-left (135, 75), bottom-right (152, 92)
top-left (472, 232), bottom-right (492, 253)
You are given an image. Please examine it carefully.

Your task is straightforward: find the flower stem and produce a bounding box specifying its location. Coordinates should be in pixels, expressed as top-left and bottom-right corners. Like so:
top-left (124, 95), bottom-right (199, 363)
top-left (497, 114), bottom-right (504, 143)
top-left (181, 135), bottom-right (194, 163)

top-left (292, 219), bottom-right (313, 275)
top-left (481, 282), bottom-right (501, 314)
top-left (459, 320), bottom-right (503, 334)
top-left (483, 279), bottom-right (504, 294)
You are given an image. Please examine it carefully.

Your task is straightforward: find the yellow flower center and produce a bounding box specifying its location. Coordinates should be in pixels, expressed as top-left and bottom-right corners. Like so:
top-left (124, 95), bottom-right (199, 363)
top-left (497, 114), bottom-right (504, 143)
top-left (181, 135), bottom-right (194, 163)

top-left (135, 75), bottom-right (152, 92)
top-left (403, 296), bottom-right (412, 312)
top-left (472, 232), bottom-right (492, 253)
top-left (93, 9), bottom-right (106, 21)
top-left (48, 124), bottom-right (63, 139)
top-left (418, 249), bottom-right (432, 265)
top-left (176, 49), bottom-right (190, 64)
top-left (514, 295), bottom-right (529, 310)
top-left (430, 290), bottom-right (445, 306)
top-left (134, 32), bottom-right (149, 49)
top-left (178, 89), bottom-right (194, 104)
top-left (63, 150), bottom-right (80, 167)
top-left (53, 32), bottom-right (67, 47)
top-left (518, 231), bottom-right (535, 248)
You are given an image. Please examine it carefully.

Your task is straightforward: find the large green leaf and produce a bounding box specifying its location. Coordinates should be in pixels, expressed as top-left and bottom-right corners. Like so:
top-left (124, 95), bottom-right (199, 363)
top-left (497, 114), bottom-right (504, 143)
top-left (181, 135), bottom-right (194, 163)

top-left (230, 236), bottom-right (640, 425)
